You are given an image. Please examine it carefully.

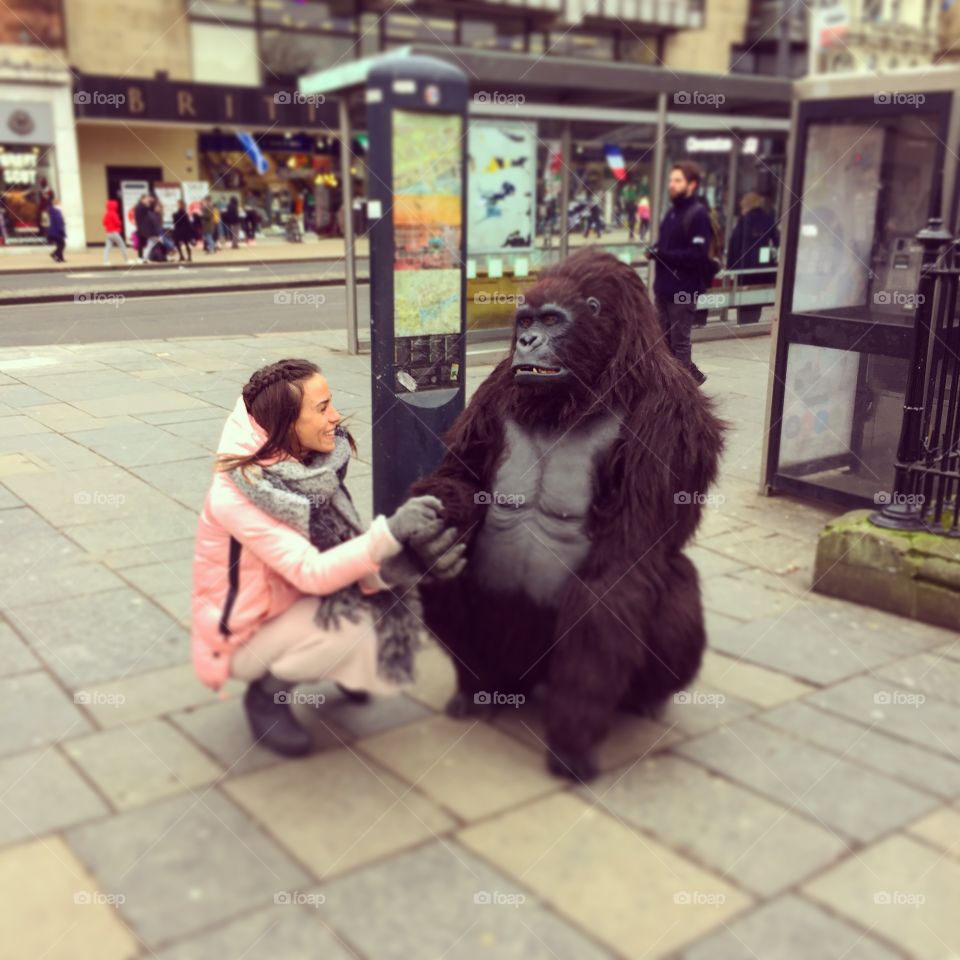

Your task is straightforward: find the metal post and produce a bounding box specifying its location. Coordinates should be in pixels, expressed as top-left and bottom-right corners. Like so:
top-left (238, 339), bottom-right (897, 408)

top-left (650, 91), bottom-right (667, 246)
top-left (559, 121), bottom-right (571, 260)
top-left (339, 94), bottom-right (359, 356)
top-left (871, 217), bottom-right (953, 531)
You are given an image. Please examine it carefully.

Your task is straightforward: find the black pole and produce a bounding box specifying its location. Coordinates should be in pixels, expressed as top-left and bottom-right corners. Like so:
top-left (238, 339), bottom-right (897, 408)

top-left (871, 217), bottom-right (952, 531)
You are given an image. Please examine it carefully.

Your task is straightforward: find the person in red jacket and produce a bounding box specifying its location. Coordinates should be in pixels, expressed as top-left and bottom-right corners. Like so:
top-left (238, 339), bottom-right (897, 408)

top-left (101, 199), bottom-right (128, 265)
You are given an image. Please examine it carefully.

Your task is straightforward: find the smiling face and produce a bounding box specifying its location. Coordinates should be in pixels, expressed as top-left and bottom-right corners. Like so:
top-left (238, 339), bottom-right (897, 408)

top-left (293, 373), bottom-right (341, 455)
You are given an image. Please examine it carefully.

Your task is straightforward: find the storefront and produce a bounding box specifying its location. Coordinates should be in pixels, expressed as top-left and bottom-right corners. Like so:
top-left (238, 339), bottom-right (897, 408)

top-left (72, 73), bottom-right (338, 243)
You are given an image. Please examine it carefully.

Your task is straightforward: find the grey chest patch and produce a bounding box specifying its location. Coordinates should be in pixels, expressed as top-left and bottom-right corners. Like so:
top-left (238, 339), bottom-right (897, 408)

top-left (471, 413), bottom-right (622, 606)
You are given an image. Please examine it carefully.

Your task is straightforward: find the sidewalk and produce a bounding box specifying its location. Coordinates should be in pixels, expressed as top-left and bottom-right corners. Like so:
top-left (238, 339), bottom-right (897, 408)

top-left (0, 331), bottom-right (958, 959)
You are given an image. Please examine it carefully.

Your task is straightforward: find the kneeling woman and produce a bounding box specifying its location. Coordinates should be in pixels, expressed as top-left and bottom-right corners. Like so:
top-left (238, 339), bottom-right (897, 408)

top-left (191, 358), bottom-right (464, 756)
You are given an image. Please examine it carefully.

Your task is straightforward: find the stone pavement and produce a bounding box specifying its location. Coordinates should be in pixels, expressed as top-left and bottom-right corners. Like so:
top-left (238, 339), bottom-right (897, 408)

top-left (0, 330), bottom-right (958, 960)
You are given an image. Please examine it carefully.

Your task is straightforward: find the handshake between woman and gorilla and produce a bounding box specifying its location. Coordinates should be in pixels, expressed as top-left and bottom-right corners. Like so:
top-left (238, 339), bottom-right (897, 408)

top-left (394, 248), bottom-right (724, 782)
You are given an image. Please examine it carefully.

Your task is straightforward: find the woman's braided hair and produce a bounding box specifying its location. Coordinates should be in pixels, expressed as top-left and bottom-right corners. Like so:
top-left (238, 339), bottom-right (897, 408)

top-left (241, 358), bottom-right (317, 414)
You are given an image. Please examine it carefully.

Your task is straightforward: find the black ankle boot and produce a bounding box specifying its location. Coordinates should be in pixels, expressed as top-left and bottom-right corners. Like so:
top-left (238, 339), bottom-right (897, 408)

top-left (243, 679), bottom-right (312, 757)
top-left (336, 682), bottom-right (371, 704)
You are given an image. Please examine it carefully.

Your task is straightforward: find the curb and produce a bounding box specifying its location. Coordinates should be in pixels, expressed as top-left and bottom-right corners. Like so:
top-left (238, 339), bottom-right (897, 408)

top-left (0, 275), bottom-right (370, 307)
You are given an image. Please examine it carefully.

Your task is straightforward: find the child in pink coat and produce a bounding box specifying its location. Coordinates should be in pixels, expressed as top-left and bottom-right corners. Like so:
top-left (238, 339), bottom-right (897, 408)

top-left (191, 358), bottom-right (465, 756)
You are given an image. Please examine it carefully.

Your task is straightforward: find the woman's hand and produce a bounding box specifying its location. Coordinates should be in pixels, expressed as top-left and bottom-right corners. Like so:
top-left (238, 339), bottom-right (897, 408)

top-left (380, 526), bottom-right (467, 588)
top-left (386, 495), bottom-right (445, 545)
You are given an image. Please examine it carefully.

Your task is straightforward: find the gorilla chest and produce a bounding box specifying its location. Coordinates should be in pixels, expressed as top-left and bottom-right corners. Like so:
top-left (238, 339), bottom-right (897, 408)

top-left (472, 415), bottom-right (621, 605)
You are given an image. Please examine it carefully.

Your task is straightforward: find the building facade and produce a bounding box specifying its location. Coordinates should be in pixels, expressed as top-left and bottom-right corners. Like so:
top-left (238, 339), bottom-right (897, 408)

top-left (1, 0), bottom-right (754, 249)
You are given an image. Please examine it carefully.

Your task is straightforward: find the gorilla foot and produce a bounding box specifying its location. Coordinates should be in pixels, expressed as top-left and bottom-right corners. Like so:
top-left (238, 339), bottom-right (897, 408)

top-left (547, 746), bottom-right (598, 783)
top-left (445, 690), bottom-right (492, 720)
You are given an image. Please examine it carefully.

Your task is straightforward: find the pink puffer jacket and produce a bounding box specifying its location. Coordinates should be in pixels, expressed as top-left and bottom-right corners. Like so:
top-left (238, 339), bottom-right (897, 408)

top-left (191, 397), bottom-right (402, 690)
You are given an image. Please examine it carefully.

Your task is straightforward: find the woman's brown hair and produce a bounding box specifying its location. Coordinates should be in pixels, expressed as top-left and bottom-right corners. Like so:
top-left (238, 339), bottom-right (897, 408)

top-left (218, 358), bottom-right (355, 473)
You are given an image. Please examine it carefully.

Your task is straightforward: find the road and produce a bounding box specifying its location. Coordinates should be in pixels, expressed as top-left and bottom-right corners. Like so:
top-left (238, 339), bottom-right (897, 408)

top-left (0, 284), bottom-right (370, 346)
top-left (0, 257), bottom-right (370, 295)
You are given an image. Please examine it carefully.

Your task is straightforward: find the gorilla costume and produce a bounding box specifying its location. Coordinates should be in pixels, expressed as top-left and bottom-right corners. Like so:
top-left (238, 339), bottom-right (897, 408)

top-left (409, 247), bottom-right (725, 781)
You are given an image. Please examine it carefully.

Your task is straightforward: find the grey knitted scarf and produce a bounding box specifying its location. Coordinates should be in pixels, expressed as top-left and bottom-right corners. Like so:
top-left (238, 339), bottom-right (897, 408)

top-left (228, 429), bottom-right (422, 684)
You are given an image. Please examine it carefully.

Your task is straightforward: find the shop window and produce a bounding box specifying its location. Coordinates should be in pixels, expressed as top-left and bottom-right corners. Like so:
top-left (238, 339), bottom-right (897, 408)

top-left (187, 0), bottom-right (255, 22)
top-left (260, 29), bottom-right (357, 85)
top-left (547, 31), bottom-right (614, 60)
top-left (0, 145), bottom-right (57, 243)
top-left (385, 12), bottom-right (455, 45)
top-left (259, 0), bottom-right (356, 33)
top-left (619, 34), bottom-right (660, 64)
top-left (191, 22), bottom-right (261, 86)
top-left (461, 18), bottom-right (526, 52)
top-left (0, 0), bottom-right (64, 46)
top-left (791, 114), bottom-right (939, 323)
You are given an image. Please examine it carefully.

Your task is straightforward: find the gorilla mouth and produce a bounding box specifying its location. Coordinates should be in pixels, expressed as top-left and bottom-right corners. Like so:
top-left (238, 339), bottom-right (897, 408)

top-left (514, 364), bottom-right (564, 377)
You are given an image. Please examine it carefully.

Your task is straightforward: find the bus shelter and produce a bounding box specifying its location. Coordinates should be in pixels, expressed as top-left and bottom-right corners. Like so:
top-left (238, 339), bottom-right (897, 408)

top-left (760, 66), bottom-right (960, 509)
top-left (299, 45), bottom-right (791, 353)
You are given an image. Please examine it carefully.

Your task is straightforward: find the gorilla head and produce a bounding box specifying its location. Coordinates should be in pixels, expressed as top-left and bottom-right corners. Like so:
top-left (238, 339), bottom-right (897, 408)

top-left (508, 247), bottom-right (676, 427)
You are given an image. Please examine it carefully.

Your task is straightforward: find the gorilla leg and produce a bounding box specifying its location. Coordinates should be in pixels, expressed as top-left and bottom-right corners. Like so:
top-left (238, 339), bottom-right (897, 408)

top-left (620, 552), bottom-right (707, 714)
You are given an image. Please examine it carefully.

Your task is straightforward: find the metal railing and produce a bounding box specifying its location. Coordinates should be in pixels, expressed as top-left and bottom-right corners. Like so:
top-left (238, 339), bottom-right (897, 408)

top-left (871, 217), bottom-right (960, 538)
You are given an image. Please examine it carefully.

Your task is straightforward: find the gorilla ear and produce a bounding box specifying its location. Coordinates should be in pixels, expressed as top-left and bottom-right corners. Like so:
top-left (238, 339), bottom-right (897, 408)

top-left (586, 296), bottom-right (602, 317)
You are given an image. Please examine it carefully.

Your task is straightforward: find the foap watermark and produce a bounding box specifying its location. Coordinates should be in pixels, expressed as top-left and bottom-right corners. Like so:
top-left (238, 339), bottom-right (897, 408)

top-left (674, 690), bottom-right (726, 708)
top-left (473, 91), bottom-right (525, 107)
top-left (74, 691), bottom-right (126, 708)
top-left (74, 890), bottom-right (125, 906)
top-left (73, 490), bottom-right (125, 508)
top-left (874, 690), bottom-right (926, 708)
top-left (473, 890), bottom-right (526, 907)
top-left (274, 890), bottom-right (325, 908)
top-left (75, 292), bottom-right (125, 308)
top-left (874, 890), bottom-right (926, 908)
top-left (474, 292), bottom-right (525, 305)
top-left (474, 490), bottom-right (525, 508)
top-left (673, 91), bottom-right (725, 108)
top-left (674, 890), bottom-right (726, 908)
top-left (873, 491), bottom-right (925, 508)
top-left (273, 91), bottom-right (326, 107)
top-left (74, 90), bottom-right (126, 107)
top-left (474, 691), bottom-right (525, 708)
top-left (674, 491), bottom-right (725, 508)
top-left (874, 92), bottom-right (926, 108)
top-left (274, 690), bottom-right (326, 707)
top-left (274, 291), bottom-right (326, 308)
top-left (873, 291), bottom-right (924, 309)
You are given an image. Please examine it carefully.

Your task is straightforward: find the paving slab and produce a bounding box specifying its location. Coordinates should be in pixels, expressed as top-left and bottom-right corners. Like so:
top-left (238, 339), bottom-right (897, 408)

top-left (0, 836), bottom-right (139, 959)
top-left (0, 671), bottom-right (92, 755)
top-left (804, 833), bottom-right (960, 960)
top-left (10, 587), bottom-right (188, 688)
top-left (757, 700), bottom-right (960, 799)
top-left (680, 894), bottom-right (903, 960)
top-left (60, 507), bottom-right (199, 553)
top-left (0, 620), bottom-right (39, 675)
top-left (587, 755), bottom-right (846, 897)
top-left (675, 718), bottom-right (938, 843)
top-left (223, 748), bottom-right (456, 880)
top-left (320, 840), bottom-right (616, 960)
top-left (907, 805), bottom-right (960, 860)
top-left (0, 747), bottom-right (107, 845)
top-left (65, 424), bottom-right (211, 468)
top-left (66, 790), bottom-right (311, 950)
top-left (458, 792), bottom-right (752, 959)
top-left (697, 649), bottom-right (816, 707)
top-left (63, 719), bottom-right (222, 810)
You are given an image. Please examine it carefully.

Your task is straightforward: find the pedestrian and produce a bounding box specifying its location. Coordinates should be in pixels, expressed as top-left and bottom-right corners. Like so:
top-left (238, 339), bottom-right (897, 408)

top-left (637, 194), bottom-right (651, 242)
top-left (583, 190), bottom-right (603, 239)
top-left (101, 198), bottom-right (128, 265)
top-left (190, 358), bottom-right (465, 756)
top-left (223, 196), bottom-right (241, 249)
top-left (244, 205), bottom-right (259, 244)
top-left (172, 199), bottom-right (193, 262)
top-left (133, 194), bottom-right (152, 262)
top-left (142, 199), bottom-right (164, 262)
top-left (201, 197), bottom-right (217, 253)
top-left (620, 179), bottom-right (638, 240)
top-left (647, 160), bottom-right (715, 385)
top-left (728, 191), bottom-right (779, 324)
top-left (46, 195), bottom-right (66, 263)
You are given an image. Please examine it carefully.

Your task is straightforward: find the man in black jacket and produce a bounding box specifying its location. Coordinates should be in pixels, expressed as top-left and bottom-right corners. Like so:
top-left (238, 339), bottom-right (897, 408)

top-left (648, 160), bottom-right (711, 385)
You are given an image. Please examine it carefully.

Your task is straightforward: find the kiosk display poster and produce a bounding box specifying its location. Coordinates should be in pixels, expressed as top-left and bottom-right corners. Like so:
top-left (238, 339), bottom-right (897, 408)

top-left (391, 109), bottom-right (463, 390)
top-left (467, 120), bottom-right (536, 253)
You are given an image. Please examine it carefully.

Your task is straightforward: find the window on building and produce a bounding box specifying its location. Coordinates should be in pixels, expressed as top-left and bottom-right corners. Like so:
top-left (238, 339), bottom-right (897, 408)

top-left (384, 12), bottom-right (455, 45)
top-left (461, 17), bottom-right (526, 52)
top-left (547, 31), bottom-right (614, 60)
top-left (187, 0), bottom-right (255, 22)
top-left (0, 0), bottom-right (64, 46)
top-left (619, 33), bottom-right (660, 64)
top-left (259, 0), bottom-right (356, 33)
top-left (359, 12), bottom-right (382, 57)
top-left (190, 22), bottom-right (261, 86)
top-left (260, 29), bottom-right (357, 85)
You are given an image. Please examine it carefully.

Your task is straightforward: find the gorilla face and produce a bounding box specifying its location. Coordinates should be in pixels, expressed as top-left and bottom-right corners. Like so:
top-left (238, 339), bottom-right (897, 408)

top-left (511, 302), bottom-right (573, 388)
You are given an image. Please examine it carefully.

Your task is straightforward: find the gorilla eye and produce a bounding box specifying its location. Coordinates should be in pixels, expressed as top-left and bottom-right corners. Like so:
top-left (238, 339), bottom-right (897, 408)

top-left (542, 313), bottom-right (560, 325)
top-left (517, 315), bottom-right (533, 328)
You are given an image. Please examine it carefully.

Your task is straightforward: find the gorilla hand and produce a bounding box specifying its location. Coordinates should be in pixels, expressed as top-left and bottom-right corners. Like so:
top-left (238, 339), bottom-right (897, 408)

top-left (381, 527), bottom-right (467, 588)
top-left (386, 495), bottom-right (444, 545)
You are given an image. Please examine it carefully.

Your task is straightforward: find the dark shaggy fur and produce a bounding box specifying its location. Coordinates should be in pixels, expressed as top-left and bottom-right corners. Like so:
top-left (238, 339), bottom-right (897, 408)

top-left (409, 248), bottom-right (725, 781)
